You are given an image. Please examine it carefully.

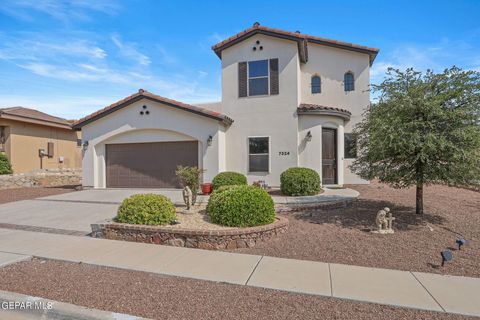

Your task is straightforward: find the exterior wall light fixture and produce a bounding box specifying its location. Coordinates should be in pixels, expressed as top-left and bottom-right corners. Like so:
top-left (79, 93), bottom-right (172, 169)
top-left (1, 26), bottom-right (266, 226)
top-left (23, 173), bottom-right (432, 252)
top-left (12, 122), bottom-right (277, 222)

top-left (207, 135), bottom-right (213, 146)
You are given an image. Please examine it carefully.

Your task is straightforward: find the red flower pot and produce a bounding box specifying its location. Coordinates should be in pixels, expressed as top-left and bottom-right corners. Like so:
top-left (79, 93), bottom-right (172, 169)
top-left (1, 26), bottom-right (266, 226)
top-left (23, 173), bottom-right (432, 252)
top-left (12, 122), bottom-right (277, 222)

top-left (201, 183), bottom-right (212, 195)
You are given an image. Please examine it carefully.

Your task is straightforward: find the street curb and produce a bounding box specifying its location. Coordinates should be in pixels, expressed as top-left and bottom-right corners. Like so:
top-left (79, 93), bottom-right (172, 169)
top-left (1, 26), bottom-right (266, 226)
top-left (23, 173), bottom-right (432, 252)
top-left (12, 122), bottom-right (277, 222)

top-left (0, 290), bottom-right (150, 320)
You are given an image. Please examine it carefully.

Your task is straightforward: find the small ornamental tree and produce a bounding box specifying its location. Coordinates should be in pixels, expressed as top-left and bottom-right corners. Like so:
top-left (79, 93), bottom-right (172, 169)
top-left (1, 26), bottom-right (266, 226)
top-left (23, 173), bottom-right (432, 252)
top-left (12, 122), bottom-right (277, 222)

top-left (175, 166), bottom-right (204, 205)
top-left (351, 67), bottom-right (480, 214)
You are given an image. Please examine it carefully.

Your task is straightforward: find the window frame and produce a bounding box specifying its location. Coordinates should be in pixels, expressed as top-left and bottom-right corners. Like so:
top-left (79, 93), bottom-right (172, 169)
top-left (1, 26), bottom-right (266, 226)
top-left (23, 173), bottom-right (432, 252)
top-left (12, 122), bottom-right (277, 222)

top-left (311, 75), bottom-right (321, 94)
top-left (344, 133), bottom-right (357, 159)
top-left (248, 136), bottom-right (270, 173)
top-left (344, 72), bottom-right (355, 92)
top-left (247, 59), bottom-right (270, 97)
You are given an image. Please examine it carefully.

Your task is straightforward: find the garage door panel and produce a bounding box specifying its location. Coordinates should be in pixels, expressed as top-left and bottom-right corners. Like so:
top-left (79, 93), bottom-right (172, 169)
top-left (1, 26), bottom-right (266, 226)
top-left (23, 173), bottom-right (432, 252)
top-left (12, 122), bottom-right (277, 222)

top-left (106, 141), bottom-right (198, 188)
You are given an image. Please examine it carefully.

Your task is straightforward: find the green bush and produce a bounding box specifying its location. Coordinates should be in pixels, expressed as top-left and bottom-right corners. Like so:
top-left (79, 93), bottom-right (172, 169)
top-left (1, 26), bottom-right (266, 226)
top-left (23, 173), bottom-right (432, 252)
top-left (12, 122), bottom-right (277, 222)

top-left (211, 171), bottom-right (247, 190)
top-left (0, 153), bottom-right (12, 175)
top-left (214, 185), bottom-right (238, 194)
top-left (116, 194), bottom-right (176, 226)
top-left (280, 167), bottom-right (321, 196)
top-left (207, 185), bottom-right (275, 227)
top-left (175, 166), bottom-right (203, 204)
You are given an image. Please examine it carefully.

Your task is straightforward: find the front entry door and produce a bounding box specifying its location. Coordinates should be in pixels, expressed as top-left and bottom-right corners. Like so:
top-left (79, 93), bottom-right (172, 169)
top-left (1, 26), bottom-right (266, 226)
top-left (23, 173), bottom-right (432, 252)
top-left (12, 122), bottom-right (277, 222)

top-left (322, 128), bottom-right (337, 184)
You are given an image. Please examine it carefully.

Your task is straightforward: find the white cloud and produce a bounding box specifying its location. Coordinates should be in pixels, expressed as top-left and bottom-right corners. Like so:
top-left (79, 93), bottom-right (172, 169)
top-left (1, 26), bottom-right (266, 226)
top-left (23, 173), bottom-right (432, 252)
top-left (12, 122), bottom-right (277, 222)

top-left (371, 38), bottom-right (480, 84)
top-left (0, 94), bottom-right (119, 119)
top-left (0, 0), bottom-right (119, 22)
top-left (111, 34), bottom-right (151, 66)
top-left (18, 62), bottom-right (143, 84)
top-left (0, 37), bottom-right (106, 61)
top-left (197, 70), bottom-right (208, 78)
top-left (208, 32), bottom-right (225, 43)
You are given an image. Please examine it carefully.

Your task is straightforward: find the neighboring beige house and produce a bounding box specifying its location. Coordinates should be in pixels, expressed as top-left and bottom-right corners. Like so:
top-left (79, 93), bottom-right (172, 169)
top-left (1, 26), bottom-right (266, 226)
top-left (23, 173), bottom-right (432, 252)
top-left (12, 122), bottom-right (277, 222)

top-left (0, 107), bottom-right (82, 173)
top-left (74, 23), bottom-right (379, 188)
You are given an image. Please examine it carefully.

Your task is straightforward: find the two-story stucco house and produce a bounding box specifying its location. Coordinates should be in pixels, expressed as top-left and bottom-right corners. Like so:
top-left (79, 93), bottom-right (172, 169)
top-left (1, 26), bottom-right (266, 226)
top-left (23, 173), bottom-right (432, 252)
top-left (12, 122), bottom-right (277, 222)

top-left (73, 24), bottom-right (379, 189)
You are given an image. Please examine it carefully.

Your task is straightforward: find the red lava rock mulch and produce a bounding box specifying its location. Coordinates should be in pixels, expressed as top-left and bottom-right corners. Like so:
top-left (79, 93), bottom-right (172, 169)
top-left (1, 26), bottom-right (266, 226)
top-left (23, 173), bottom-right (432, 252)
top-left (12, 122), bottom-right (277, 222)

top-left (0, 258), bottom-right (475, 320)
top-left (237, 182), bottom-right (480, 277)
top-left (0, 186), bottom-right (78, 204)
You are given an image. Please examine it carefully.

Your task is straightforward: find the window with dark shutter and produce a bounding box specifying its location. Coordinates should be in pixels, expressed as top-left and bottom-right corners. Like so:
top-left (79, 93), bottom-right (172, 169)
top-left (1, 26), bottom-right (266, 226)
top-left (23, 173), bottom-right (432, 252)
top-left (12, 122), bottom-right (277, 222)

top-left (269, 58), bottom-right (279, 95)
top-left (238, 62), bottom-right (248, 97)
top-left (47, 142), bottom-right (54, 158)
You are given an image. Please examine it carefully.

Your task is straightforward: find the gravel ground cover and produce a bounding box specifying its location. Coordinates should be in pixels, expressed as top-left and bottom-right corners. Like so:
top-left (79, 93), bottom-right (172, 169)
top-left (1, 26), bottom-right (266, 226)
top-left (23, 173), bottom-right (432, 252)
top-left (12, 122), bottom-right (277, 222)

top-left (169, 208), bottom-right (233, 230)
top-left (0, 258), bottom-right (475, 320)
top-left (0, 186), bottom-right (78, 204)
top-left (237, 182), bottom-right (480, 277)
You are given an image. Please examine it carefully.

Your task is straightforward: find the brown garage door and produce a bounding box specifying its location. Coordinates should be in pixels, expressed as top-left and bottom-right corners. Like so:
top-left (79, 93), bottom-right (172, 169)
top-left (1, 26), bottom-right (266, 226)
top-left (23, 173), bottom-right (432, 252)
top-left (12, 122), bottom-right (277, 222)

top-left (106, 141), bottom-right (198, 188)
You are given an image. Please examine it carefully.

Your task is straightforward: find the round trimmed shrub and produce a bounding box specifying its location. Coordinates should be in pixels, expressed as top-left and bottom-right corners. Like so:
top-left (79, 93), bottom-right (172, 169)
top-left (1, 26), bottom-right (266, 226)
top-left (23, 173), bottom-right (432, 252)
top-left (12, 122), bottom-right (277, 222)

top-left (214, 185), bottom-right (238, 194)
top-left (280, 167), bottom-right (321, 196)
top-left (116, 194), bottom-right (176, 226)
top-left (207, 185), bottom-right (275, 227)
top-left (211, 171), bottom-right (247, 191)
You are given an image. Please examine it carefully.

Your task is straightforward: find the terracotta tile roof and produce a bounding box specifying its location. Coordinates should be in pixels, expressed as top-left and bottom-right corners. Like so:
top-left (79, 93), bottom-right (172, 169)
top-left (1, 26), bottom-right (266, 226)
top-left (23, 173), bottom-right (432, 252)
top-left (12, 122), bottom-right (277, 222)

top-left (72, 89), bottom-right (234, 129)
top-left (212, 23), bottom-right (379, 65)
top-left (0, 107), bottom-right (73, 129)
top-left (298, 103), bottom-right (352, 120)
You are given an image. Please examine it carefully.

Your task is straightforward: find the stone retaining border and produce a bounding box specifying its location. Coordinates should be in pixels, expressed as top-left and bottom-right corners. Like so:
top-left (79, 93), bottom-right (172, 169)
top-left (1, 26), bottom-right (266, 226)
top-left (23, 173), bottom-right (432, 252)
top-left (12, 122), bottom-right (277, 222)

top-left (91, 216), bottom-right (288, 250)
top-left (0, 168), bottom-right (81, 190)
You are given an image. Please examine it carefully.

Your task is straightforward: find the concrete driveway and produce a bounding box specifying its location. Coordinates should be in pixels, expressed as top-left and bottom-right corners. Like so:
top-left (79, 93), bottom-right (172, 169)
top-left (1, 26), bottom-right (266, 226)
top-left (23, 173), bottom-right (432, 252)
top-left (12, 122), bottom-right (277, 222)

top-left (0, 189), bottom-right (205, 234)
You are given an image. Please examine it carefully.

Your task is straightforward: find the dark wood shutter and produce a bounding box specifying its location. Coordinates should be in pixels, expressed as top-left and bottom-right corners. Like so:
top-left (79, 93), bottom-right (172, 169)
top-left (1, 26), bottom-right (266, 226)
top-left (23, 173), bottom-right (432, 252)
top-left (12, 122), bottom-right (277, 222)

top-left (238, 62), bottom-right (247, 97)
top-left (269, 58), bottom-right (279, 95)
top-left (47, 142), bottom-right (54, 158)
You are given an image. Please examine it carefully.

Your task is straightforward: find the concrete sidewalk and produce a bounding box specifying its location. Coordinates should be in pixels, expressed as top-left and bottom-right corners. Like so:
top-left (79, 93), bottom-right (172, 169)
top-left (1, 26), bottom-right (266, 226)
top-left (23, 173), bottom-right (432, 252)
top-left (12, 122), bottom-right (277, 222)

top-left (0, 228), bottom-right (479, 317)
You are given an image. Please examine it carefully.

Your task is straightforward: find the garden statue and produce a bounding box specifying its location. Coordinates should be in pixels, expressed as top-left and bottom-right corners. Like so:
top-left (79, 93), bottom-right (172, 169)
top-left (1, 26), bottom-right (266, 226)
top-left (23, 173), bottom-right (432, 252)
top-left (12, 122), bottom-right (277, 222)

top-left (182, 186), bottom-right (193, 211)
top-left (371, 207), bottom-right (395, 234)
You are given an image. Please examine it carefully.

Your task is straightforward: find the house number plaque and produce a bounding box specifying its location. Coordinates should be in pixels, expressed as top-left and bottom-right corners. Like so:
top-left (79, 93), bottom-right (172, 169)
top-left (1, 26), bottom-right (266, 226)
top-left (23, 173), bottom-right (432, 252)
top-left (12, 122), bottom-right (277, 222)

top-left (279, 151), bottom-right (290, 156)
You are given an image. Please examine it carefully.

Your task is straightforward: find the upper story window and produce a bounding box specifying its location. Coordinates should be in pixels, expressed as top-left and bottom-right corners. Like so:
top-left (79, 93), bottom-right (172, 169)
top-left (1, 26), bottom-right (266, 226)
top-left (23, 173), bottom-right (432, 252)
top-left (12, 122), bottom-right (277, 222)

top-left (238, 59), bottom-right (279, 97)
top-left (311, 75), bottom-right (321, 94)
top-left (344, 72), bottom-right (355, 91)
top-left (248, 60), bottom-right (269, 96)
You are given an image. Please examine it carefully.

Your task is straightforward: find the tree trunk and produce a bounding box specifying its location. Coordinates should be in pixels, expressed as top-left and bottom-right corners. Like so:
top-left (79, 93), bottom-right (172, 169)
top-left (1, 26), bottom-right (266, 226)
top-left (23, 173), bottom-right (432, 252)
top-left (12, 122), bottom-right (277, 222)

top-left (416, 183), bottom-right (423, 214)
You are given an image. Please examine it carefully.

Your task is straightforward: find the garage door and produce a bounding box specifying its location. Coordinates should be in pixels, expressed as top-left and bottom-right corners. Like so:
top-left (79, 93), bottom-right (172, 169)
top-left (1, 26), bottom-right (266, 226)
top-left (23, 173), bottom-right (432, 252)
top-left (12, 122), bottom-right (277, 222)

top-left (106, 141), bottom-right (198, 188)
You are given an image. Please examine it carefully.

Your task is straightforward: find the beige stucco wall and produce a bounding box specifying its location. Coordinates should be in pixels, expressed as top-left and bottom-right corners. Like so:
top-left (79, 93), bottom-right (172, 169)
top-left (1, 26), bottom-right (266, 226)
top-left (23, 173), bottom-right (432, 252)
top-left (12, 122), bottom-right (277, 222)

top-left (0, 119), bottom-right (81, 173)
top-left (298, 42), bottom-right (370, 184)
top-left (298, 115), bottom-right (345, 185)
top-left (221, 34), bottom-right (301, 186)
top-left (79, 33), bottom-right (374, 188)
top-left (81, 98), bottom-right (225, 188)
top-left (220, 34), bottom-right (370, 186)
top-left (299, 43), bottom-right (370, 132)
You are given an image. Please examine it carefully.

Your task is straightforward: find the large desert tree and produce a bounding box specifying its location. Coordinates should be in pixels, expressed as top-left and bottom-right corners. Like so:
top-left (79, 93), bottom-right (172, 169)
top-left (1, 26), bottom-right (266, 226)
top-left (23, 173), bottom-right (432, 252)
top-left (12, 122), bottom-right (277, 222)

top-left (351, 67), bottom-right (480, 214)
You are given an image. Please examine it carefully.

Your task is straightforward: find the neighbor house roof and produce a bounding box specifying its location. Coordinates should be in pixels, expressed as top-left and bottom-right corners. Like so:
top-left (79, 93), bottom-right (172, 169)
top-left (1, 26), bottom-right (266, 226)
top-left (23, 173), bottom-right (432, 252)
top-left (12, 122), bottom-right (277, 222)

top-left (298, 103), bottom-right (352, 121)
top-left (72, 89), bottom-right (234, 129)
top-left (0, 107), bottom-right (73, 130)
top-left (212, 23), bottom-right (380, 65)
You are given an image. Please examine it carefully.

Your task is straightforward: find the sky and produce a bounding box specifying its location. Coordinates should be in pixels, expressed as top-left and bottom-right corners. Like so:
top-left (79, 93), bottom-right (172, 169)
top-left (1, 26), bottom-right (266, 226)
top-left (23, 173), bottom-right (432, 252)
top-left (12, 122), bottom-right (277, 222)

top-left (0, 0), bottom-right (479, 119)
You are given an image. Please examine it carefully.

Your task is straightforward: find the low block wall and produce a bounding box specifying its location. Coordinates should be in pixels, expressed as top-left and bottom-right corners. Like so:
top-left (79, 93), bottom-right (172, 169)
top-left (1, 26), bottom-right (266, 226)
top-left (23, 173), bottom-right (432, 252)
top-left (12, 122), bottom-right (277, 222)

top-left (0, 169), bottom-right (82, 190)
top-left (91, 216), bottom-right (288, 250)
